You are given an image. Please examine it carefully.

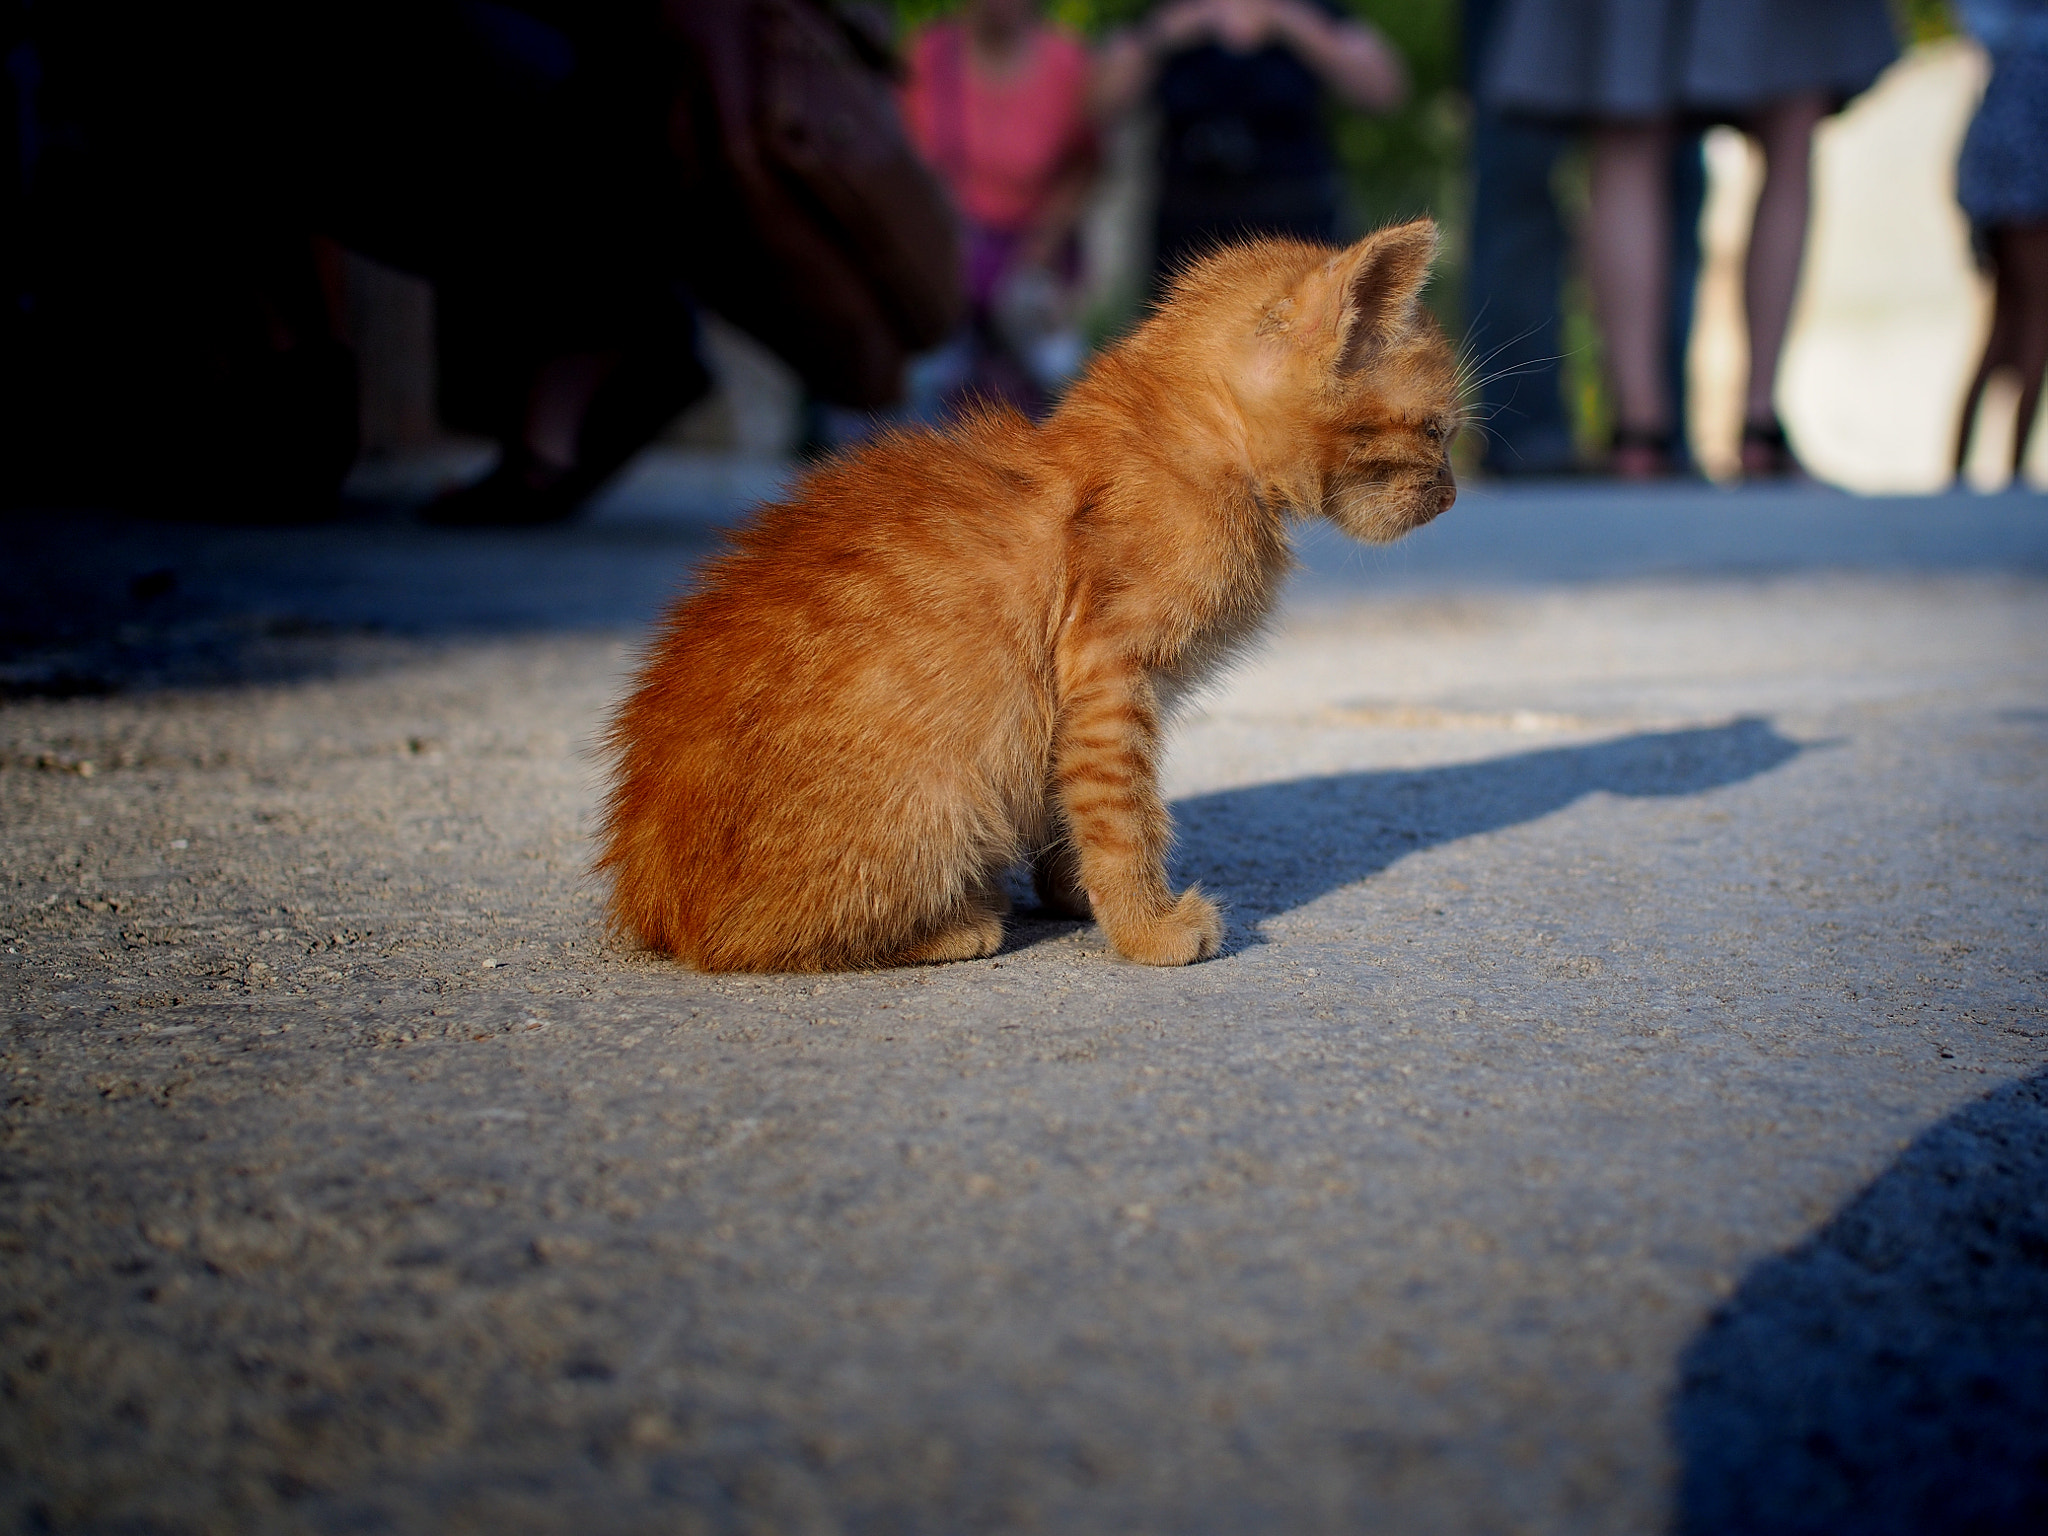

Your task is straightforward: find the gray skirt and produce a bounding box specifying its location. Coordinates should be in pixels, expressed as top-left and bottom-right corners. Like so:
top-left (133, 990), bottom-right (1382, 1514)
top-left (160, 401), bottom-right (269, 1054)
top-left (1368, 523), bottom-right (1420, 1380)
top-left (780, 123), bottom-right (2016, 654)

top-left (1479, 0), bottom-right (1898, 121)
top-left (1958, 46), bottom-right (2048, 230)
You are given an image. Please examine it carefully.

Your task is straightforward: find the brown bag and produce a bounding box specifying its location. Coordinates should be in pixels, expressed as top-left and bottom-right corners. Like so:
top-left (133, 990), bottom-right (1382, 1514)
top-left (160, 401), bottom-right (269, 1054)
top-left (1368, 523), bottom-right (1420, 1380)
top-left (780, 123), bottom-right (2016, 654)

top-left (667, 0), bottom-right (964, 409)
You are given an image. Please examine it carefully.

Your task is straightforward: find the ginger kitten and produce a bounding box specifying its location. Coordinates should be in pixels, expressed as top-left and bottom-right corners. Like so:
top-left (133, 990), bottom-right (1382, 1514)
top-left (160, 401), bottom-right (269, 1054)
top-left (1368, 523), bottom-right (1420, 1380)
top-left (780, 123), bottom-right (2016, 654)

top-left (601, 218), bottom-right (1458, 971)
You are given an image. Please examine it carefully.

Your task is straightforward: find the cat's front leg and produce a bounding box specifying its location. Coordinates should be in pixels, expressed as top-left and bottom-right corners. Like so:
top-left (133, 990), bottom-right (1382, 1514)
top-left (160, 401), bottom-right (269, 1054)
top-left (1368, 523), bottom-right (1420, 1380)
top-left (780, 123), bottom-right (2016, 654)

top-left (1051, 666), bottom-right (1222, 965)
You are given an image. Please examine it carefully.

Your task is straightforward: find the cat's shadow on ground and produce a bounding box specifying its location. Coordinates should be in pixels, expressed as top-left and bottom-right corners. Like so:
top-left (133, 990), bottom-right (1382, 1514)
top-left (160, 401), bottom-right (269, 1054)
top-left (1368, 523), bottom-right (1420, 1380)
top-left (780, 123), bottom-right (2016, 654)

top-left (1004, 717), bottom-right (1804, 957)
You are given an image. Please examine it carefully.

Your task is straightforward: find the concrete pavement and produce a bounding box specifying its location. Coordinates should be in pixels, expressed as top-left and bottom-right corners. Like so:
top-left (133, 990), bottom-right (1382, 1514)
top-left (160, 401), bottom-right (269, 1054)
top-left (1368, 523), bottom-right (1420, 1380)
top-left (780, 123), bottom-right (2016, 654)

top-left (3, 461), bottom-right (2045, 1533)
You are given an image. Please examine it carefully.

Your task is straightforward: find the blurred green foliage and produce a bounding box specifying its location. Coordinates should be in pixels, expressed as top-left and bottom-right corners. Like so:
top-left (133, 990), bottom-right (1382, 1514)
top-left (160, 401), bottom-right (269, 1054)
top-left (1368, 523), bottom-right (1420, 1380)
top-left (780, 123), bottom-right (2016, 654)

top-left (1328, 1), bottom-right (1465, 232)
top-left (1897, 0), bottom-right (1957, 44)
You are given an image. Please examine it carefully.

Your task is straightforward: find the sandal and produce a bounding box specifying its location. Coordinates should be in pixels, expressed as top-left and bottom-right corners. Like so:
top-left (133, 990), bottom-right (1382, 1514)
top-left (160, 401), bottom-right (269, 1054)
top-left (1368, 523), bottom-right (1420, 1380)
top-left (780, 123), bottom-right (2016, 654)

top-left (1740, 417), bottom-right (1803, 480)
top-left (1609, 424), bottom-right (1676, 481)
top-left (422, 333), bottom-right (712, 529)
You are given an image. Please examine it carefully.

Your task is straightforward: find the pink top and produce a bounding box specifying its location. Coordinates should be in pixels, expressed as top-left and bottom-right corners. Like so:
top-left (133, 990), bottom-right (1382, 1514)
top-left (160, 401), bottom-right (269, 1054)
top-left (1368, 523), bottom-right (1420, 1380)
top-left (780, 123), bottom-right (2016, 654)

top-left (900, 22), bottom-right (1095, 234)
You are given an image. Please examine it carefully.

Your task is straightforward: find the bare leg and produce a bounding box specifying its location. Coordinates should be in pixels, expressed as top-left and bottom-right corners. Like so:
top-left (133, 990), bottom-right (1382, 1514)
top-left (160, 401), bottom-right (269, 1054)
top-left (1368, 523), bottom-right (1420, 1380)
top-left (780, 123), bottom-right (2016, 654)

top-left (1955, 283), bottom-right (2015, 480)
top-left (524, 349), bottom-right (624, 472)
top-left (1740, 94), bottom-right (1826, 472)
top-left (1588, 118), bottom-right (1675, 474)
top-left (1999, 224), bottom-right (2048, 480)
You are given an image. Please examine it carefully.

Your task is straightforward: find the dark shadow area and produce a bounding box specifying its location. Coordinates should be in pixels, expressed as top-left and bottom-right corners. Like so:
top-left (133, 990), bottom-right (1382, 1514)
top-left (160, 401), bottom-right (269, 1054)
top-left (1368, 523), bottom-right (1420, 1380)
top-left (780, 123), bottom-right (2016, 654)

top-left (1672, 1071), bottom-right (2048, 1536)
top-left (1164, 717), bottom-right (1802, 931)
top-left (0, 502), bottom-right (732, 697)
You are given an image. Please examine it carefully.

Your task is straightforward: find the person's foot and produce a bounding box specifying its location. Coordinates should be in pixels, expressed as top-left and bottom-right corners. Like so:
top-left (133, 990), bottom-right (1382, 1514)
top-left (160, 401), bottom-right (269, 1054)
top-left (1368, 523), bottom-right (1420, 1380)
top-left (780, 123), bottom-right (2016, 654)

top-left (420, 335), bottom-right (714, 529)
top-left (1609, 425), bottom-right (1675, 480)
top-left (419, 451), bottom-right (589, 528)
top-left (1740, 417), bottom-right (1803, 480)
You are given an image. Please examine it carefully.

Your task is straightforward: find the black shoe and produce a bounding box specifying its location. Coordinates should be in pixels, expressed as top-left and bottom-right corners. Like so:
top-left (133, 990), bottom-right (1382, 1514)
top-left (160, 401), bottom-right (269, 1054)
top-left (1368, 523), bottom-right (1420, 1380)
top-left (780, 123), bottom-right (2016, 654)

top-left (1609, 425), bottom-right (1677, 480)
top-left (418, 451), bottom-right (591, 528)
top-left (1740, 417), bottom-right (1803, 480)
top-left (421, 327), bottom-right (714, 529)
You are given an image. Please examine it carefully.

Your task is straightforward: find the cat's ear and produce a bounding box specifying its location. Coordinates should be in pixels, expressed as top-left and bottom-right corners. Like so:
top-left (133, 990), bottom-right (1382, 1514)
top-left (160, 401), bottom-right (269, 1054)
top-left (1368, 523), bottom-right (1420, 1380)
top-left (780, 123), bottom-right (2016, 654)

top-left (1332, 219), bottom-right (1439, 374)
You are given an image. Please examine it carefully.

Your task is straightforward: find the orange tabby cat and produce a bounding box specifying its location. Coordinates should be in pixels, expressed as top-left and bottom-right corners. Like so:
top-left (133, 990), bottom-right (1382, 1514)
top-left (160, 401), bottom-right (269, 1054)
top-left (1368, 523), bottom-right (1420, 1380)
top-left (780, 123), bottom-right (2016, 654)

top-left (600, 218), bottom-right (1458, 971)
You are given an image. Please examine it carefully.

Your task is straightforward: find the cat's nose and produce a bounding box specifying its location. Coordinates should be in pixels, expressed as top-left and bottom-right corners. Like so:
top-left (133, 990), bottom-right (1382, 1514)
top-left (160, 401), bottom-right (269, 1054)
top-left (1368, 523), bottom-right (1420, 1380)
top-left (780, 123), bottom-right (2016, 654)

top-left (1423, 466), bottom-right (1456, 520)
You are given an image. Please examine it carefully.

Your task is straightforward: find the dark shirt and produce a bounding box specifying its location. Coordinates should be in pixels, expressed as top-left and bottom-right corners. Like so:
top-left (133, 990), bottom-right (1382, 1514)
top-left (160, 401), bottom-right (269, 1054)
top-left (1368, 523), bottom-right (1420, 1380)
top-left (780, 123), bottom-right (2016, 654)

top-left (1156, 0), bottom-right (1345, 187)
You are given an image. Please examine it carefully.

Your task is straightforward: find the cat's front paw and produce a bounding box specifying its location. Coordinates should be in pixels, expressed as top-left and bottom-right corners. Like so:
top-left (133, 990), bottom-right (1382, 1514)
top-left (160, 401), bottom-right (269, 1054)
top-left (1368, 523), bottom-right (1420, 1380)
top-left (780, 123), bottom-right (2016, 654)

top-left (1108, 887), bottom-right (1223, 966)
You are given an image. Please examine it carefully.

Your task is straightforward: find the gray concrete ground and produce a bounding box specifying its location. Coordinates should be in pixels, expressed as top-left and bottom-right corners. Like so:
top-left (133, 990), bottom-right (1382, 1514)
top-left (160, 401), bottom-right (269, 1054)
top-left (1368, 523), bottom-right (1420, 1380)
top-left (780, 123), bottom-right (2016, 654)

top-left (3, 462), bottom-right (2046, 1534)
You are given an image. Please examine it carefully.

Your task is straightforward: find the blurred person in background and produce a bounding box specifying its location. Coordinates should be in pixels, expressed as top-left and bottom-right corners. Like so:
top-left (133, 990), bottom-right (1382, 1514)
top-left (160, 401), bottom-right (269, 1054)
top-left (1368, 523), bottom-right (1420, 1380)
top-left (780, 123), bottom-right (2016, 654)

top-left (368, 0), bottom-right (960, 521)
top-left (1479, 0), bottom-right (1895, 479)
top-left (1094, 0), bottom-right (1408, 292)
top-left (899, 0), bottom-right (1100, 418)
top-left (1463, 0), bottom-right (1706, 478)
top-left (4, 0), bottom-right (958, 523)
top-left (1952, 0), bottom-right (2048, 487)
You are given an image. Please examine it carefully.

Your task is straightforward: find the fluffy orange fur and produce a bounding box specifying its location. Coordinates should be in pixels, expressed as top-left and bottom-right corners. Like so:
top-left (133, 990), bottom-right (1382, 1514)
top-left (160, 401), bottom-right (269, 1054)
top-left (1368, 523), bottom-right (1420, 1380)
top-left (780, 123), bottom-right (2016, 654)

top-left (600, 218), bottom-right (1459, 971)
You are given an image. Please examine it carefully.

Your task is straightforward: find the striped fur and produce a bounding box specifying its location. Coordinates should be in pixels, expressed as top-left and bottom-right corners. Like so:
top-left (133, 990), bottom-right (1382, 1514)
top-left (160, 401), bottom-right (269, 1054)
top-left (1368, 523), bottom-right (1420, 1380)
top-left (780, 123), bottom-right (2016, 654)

top-left (599, 219), bottom-right (1459, 971)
